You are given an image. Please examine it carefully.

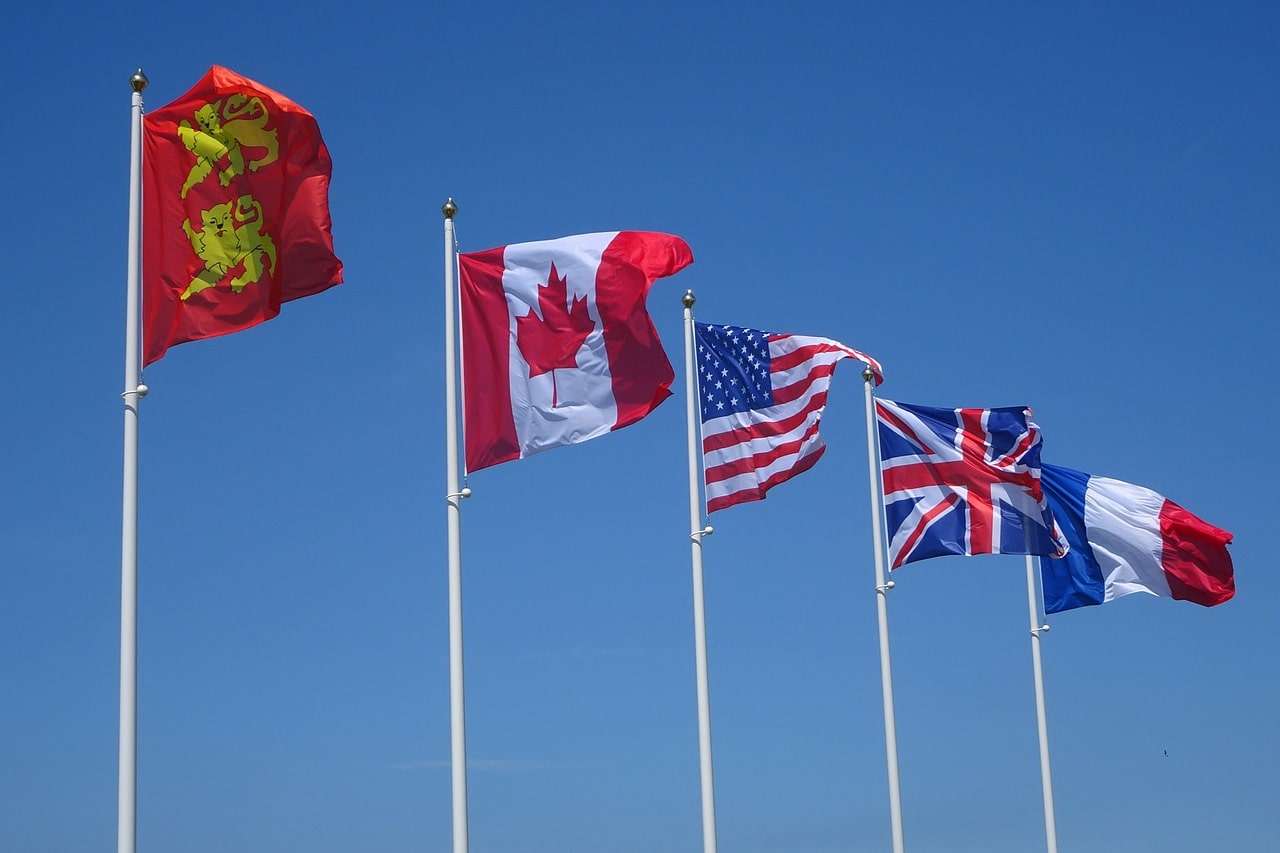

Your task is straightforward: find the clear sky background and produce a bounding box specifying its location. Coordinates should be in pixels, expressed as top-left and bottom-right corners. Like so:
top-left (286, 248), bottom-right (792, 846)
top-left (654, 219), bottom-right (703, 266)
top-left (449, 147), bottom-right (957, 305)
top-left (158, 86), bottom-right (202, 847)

top-left (1, 3), bottom-right (1276, 852)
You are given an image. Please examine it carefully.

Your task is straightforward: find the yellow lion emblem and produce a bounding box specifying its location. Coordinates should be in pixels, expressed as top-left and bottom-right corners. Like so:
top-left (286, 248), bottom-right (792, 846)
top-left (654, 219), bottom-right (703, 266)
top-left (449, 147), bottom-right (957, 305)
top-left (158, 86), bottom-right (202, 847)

top-left (180, 194), bottom-right (278, 301)
top-left (177, 94), bottom-right (280, 198)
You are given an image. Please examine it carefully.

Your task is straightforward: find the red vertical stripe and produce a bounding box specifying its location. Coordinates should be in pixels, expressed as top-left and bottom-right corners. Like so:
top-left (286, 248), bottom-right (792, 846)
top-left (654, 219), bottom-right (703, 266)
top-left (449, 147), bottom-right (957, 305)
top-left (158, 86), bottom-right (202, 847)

top-left (594, 232), bottom-right (692, 430)
top-left (459, 247), bottom-right (520, 471)
top-left (958, 408), bottom-right (992, 554)
top-left (1158, 499), bottom-right (1236, 606)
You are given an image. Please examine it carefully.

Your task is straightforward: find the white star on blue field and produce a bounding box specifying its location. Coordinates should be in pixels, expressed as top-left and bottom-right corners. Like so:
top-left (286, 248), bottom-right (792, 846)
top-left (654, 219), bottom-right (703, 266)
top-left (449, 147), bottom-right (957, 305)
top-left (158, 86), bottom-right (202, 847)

top-left (697, 323), bottom-right (775, 420)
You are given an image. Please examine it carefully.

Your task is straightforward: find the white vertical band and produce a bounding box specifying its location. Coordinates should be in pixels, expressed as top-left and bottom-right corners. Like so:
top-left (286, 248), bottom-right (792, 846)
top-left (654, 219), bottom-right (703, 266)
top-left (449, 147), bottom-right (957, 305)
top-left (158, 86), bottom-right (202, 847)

top-left (501, 233), bottom-right (617, 456)
top-left (1084, 476), bottom-right (1171, 602)
top-left (862, 375), bottom-right (905, 853)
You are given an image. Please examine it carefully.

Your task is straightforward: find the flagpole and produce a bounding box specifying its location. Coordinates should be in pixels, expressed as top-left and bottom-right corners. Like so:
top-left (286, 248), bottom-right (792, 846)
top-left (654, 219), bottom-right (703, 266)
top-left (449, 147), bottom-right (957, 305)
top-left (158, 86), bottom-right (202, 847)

top-left (1024, 554), bottom-right (1059, 853)
top-left (117, 68), bottom-right (147, 853)
top-left (861, 370), bottom-right (905, 853)
top-left (442, 198), bottom-right (470, 853)
top-left (681, 290), bottom-right (718, 853)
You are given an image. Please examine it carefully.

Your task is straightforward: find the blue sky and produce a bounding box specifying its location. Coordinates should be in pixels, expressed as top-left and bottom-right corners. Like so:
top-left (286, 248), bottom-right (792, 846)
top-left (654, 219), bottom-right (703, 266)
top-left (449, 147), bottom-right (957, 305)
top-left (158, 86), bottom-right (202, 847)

top-left (2, 2), bottom-right (1277, 851)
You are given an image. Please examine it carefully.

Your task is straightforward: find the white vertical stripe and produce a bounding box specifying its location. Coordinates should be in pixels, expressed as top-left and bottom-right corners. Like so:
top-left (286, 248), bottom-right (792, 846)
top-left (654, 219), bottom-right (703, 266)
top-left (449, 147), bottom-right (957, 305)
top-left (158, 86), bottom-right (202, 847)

top-left (1083, 476), bottom-right (1172, 601)
top-left (503, 233), bottom-right (619, 458)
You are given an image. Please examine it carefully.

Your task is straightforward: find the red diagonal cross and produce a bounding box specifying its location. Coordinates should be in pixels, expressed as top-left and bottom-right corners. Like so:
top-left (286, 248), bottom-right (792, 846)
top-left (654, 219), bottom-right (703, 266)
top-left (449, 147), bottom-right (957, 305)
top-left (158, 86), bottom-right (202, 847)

top-left (881, 407), bottom-right (1040, 559)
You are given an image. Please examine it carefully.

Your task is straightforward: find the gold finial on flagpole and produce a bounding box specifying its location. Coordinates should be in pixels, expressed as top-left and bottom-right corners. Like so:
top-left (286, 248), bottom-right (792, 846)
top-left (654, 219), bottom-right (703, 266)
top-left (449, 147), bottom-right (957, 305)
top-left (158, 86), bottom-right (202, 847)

top-left (682, 289), bottom-right (696, 308)
top-left (129, 69), bottom-right (148, 93)
top-left (442, 198), bottom-right (457, 219)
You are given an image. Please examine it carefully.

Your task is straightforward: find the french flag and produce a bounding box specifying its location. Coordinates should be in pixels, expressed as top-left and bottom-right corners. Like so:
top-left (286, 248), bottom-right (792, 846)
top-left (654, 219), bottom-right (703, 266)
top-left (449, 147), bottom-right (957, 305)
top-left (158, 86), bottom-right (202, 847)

top-left (1038, 463), bottom-right (1235, 614)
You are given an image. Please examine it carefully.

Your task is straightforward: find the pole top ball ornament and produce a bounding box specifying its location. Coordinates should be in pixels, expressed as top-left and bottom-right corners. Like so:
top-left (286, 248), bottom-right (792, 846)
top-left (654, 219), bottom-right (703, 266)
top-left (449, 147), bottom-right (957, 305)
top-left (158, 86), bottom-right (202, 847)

top-left (129, 69), bottom-right (148, 93)
top-left (682, 289), bottom-right (696, 308)
top-left (442, 198), bottom-right (457, 219)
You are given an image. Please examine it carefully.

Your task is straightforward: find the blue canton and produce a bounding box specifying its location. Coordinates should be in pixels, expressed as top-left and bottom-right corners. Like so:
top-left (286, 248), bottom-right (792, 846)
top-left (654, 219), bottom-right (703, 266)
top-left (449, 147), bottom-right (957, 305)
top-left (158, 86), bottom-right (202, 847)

top-left (694, 322), bottom-right (773, 422)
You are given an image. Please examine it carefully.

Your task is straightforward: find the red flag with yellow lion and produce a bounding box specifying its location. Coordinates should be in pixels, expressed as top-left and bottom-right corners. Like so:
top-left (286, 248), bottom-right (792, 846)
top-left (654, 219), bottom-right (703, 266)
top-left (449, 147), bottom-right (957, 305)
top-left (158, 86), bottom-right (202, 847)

top-left (143, 66), bottom-right (342, 364)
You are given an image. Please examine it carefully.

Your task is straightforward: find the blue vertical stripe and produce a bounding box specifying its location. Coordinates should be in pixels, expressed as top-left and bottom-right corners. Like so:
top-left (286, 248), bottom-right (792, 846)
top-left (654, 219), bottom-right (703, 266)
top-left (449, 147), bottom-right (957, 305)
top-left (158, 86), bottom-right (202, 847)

top-left (1039, 463), bottom-right (1107, 613)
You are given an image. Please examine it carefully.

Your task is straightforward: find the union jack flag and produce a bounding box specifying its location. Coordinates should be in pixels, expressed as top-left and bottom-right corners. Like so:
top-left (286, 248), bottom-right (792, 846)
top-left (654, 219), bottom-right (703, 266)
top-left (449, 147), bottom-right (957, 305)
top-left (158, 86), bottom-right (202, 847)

top-left (698, 322), bottom-right (882, 513)
top-left (876, 399), bottom-right (1068, 569)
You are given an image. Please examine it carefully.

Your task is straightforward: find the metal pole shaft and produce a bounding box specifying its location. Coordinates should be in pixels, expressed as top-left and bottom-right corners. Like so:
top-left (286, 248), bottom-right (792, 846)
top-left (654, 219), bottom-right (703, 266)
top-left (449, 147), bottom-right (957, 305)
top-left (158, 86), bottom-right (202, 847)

top-left (862, 374), bottom-right (905, 853)
top-left (682, 293), bottom-right (718, 853)
top-left (442, 200), bottom-right (469, 853)
top-left (117, 72), bottom-right (146, 853)
top-left (1025, 555), bottom-right (1059, 853)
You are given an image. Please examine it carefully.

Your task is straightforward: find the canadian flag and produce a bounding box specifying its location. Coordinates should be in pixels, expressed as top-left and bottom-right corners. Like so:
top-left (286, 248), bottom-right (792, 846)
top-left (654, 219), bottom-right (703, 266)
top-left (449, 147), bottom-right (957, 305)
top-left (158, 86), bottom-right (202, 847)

top-left (459, 231), bottom-right (693, 471)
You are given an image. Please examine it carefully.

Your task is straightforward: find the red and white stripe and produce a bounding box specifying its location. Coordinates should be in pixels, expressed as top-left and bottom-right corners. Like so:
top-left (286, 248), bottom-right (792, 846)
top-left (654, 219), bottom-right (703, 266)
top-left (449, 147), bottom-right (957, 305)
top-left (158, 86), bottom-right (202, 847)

top-left (702, 335), bottom-right (881, 513)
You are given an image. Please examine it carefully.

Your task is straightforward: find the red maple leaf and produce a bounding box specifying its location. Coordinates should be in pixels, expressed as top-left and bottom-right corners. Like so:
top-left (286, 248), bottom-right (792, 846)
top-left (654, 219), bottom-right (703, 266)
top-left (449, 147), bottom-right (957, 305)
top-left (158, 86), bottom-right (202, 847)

top-left (515, 263), bottom-right (595, 407)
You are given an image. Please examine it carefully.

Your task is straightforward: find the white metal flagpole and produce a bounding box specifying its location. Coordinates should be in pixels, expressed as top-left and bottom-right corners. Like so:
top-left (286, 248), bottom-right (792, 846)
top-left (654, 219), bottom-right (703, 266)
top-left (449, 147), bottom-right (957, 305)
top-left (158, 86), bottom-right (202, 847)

top-left (861, 369), bottom-right (905, 853)
top-left (681, 290), bottom-right (718, 853)
top-left (117, 67), bottom-right (148, 853)
top-left (442, 198), bottom-right (471, 853)
top-left (1024, 554), bottom-right (1059, 853)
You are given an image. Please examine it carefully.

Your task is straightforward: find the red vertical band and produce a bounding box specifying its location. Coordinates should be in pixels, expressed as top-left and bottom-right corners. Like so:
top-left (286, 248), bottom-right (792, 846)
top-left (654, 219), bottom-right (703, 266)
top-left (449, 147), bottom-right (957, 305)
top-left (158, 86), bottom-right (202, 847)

top-left (958, 408), bottom-right (993, 554)
top-left (1159, 499), bottom-right (1236, 606)
top-left (459, 247), bottom-right (520, 472)
top-left (594, 231), bottom-right (693, 430)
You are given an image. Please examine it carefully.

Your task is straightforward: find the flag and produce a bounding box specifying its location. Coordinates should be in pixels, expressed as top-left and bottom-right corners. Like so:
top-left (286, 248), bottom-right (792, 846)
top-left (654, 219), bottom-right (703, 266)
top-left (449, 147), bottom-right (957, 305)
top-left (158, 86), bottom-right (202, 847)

top-left (459, 231), bottom-right (692, 471)
top-left (876, 399), bottom-right (1068, 568)
top-left (1038, 463), bottom-right (1235, 613)
top-left (697, 322), bottom-right (882, 513)
top-left (143, 65), bottom-right (342, 364)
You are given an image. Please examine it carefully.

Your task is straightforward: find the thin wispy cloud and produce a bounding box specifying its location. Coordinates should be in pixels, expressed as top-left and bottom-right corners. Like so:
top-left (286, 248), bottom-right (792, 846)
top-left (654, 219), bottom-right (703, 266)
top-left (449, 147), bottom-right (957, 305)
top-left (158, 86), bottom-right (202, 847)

top-left (506, 644), bottom-right (678, 662)
top-left (392, 757), bottom-right (601, 772)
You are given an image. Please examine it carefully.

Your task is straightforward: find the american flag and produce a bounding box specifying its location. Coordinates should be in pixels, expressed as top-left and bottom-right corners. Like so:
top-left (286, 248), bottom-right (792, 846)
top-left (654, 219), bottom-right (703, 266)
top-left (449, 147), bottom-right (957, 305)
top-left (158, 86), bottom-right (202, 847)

top-left (876, 398), bottom-right (1069, 568)
top-left (697, 322), bottom-right (882, 513)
